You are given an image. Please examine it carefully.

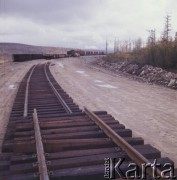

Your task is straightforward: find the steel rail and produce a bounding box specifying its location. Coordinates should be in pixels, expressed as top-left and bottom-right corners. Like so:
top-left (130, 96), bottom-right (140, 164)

top-left (33, 109), bottom-right (49, 180)
top-left (23, 65), bottom-right (36, 117)
top-left (84, 107), bottom-right (164, 179)
top-left (44, 63), bottom-right (72, 114)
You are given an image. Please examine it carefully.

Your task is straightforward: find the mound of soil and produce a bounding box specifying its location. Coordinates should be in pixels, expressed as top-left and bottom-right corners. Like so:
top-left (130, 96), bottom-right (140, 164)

top-left (93, 60), bottom-right (177, 89)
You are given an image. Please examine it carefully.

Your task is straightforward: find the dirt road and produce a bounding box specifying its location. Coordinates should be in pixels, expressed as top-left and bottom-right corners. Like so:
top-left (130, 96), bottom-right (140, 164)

top-left (0, 60), bottom-right (45, 150)
top-left (50, 57), bottom-right (177, 165)
top-left (1, 57), bottom-right (177, 166)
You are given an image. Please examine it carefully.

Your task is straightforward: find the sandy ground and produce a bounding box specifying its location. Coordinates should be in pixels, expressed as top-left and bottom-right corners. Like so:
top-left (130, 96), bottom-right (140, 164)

top-left (0, 59), bottom-right (46, 150)
top-left (50, 57), bottom-right (177, 166)
top-left (1, 56), bottom-right (177, 166)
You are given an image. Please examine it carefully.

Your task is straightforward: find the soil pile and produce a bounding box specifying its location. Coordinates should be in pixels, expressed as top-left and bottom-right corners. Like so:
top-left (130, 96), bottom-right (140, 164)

top-left (93, 60), bottom-right (177, 89)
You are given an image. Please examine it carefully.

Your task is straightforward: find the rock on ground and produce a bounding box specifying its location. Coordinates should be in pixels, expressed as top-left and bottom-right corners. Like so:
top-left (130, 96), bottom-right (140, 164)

top-left (93, 60), bottom-right (177, 89)
top-left (50, 57), bottom-right (177, 166)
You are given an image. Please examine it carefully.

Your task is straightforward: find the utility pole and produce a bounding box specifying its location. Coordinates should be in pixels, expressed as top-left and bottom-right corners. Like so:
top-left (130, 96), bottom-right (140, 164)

top-left (106, 39), bottom-right (108, 55)
top-left (114, 38), bottom-right (118, 53)
top-left (117, 39), bottom-right (119, 52)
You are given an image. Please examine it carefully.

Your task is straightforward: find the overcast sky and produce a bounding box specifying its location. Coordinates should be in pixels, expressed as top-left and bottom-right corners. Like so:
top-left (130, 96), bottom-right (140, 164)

top-left (0, 0), bottom-right (177, 50)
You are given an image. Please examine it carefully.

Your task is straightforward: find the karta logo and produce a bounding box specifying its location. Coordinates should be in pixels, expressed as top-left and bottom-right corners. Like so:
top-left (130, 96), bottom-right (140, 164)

top-left (104, 158), bottom-right (176, 179)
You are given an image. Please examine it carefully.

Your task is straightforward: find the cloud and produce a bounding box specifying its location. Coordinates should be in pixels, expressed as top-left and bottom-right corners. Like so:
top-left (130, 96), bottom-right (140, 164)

top-left (0, 0), bottom-right (177, 50)
top-left (1, 0), bottom-right (105, 25)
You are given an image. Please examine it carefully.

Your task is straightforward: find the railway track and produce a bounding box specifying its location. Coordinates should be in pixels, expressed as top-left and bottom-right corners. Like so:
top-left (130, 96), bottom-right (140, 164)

top-left (0, 62), bottom-right (176, 179)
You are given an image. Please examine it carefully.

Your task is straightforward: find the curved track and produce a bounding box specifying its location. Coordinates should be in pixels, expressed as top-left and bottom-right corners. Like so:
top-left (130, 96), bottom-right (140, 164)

top-left (0, 62), bottom-right (176, 179)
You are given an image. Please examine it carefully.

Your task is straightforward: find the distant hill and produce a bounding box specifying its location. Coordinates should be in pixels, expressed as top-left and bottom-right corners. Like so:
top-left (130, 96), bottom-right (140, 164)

top-left (0, 43), bottom-right (70, 62)
top-left (0, 43), bottom-right (69, 54)
top-left (0, 43), bottom-right (104, 63)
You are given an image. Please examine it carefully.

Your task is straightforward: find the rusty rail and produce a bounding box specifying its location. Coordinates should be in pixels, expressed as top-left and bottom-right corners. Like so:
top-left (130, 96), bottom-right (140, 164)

top-left (44, 63), bottom-right (72, 114)
top-left (1, 63), bottom-right (174, 179)
top-left (33, 108), bottom-right (49, 180)
top-left (84, 107), bottom-right (163, 179)
top-left (23, 65), bottom-right (36, 117)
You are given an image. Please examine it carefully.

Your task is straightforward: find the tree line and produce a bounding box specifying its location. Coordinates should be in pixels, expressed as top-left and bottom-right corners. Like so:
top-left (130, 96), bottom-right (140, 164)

top-left (111, 15), bottom-right (177, 69)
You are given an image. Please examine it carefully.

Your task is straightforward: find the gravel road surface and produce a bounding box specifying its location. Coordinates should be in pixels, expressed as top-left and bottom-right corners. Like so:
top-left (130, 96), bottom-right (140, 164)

top-left (50, 57), bottom-right (177, 165)
top-left (1, 57), bottom-right (177, 166)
